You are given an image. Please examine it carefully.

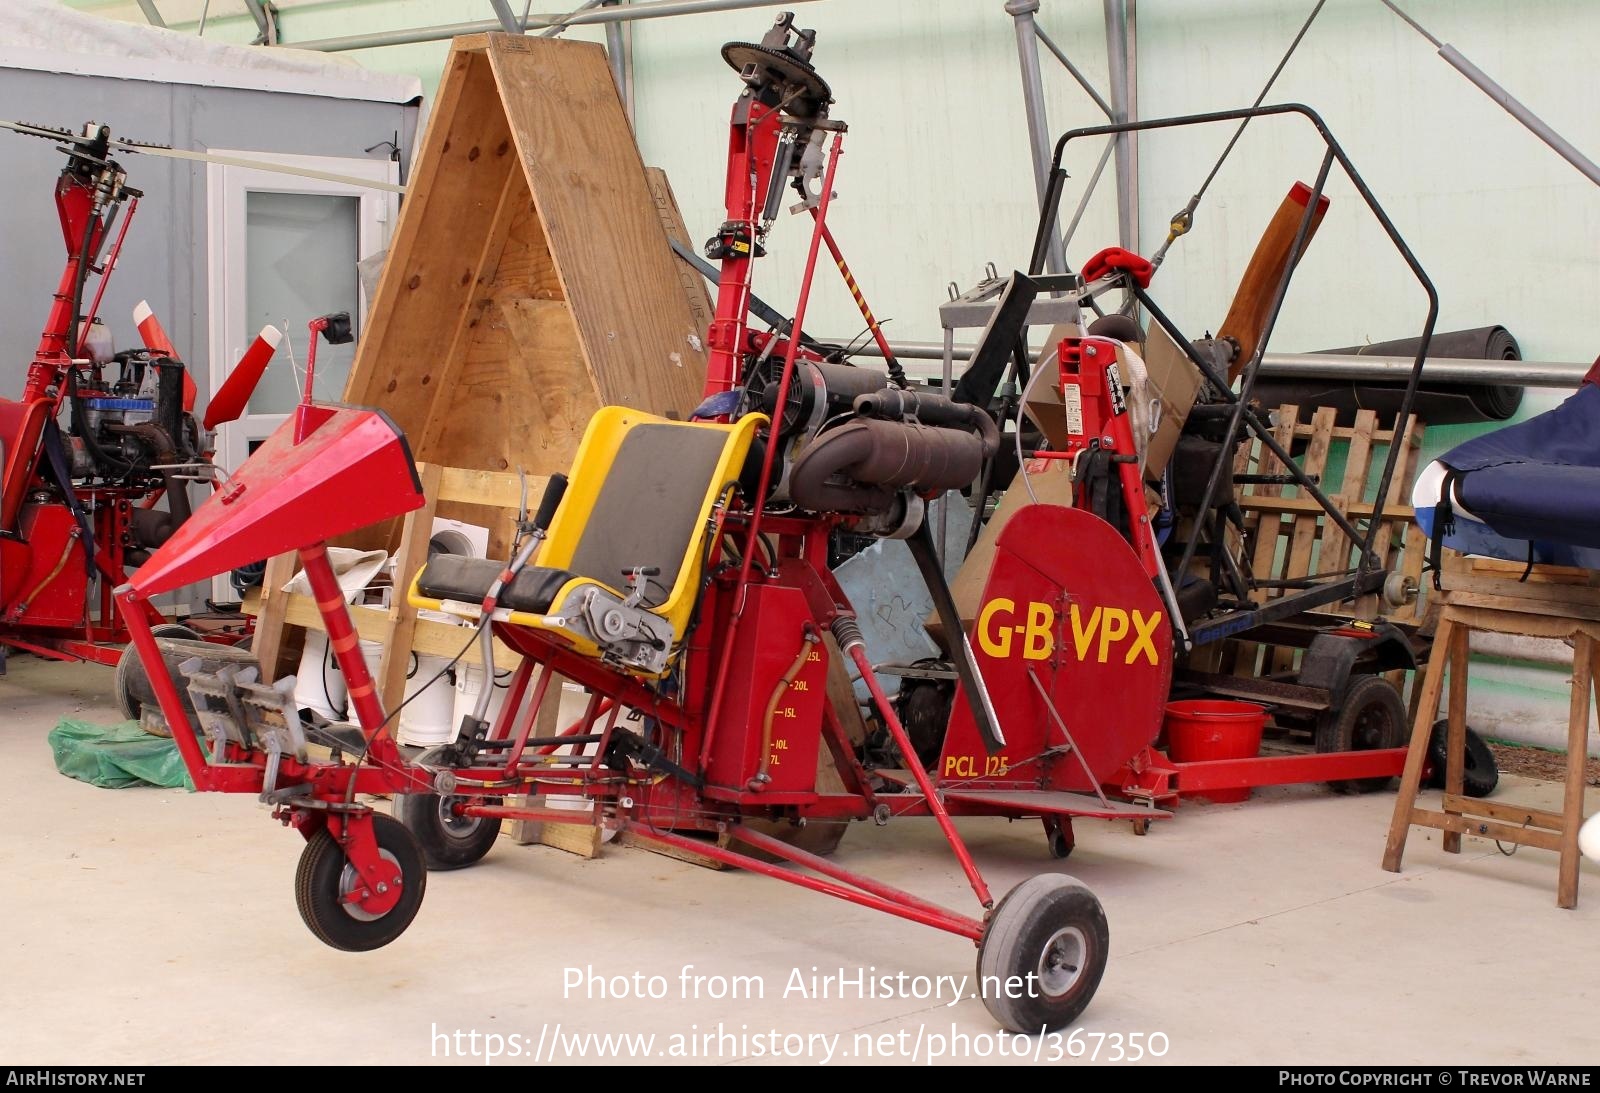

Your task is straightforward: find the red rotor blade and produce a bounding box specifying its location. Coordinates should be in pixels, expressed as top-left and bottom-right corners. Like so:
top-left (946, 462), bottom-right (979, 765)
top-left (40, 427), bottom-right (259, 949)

top-left (133, 300), bottom-right (198, 412)
top-left (203, 325), bottom-right (282, 431)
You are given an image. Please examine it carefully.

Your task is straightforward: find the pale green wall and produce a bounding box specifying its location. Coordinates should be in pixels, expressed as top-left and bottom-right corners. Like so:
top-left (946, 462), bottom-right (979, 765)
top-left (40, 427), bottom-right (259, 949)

top-left (71, 1), bottom-right (1600, 377)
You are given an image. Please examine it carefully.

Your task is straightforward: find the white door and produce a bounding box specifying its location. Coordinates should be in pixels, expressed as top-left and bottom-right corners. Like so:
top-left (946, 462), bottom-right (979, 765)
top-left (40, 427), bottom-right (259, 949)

top-left (206, 152), bottom-right (397, 600)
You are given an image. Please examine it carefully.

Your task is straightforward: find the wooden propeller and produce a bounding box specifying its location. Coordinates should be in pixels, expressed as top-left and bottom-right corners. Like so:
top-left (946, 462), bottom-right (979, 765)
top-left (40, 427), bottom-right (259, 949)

top-left (1216, 181), bottom-right (1330, 382)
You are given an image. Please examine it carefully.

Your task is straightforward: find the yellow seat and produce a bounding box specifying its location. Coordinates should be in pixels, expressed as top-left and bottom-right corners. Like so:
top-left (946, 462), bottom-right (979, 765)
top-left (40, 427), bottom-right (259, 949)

top-left (410, 406), bottom-right (765, 677)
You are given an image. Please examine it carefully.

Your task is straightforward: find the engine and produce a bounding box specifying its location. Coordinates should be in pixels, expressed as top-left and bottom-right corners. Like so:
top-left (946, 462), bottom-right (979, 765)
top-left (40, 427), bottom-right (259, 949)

top-left (63, 330), bottom-right (203, 560)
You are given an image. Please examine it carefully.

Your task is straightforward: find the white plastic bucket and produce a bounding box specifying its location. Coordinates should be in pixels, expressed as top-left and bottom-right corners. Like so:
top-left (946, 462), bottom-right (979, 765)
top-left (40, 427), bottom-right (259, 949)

top-left (359, 639), bottom-right (458, 747)
top-left (292, 630), bottom-right (347, 720)
top-left (453, 664), bottom-right (513, 731)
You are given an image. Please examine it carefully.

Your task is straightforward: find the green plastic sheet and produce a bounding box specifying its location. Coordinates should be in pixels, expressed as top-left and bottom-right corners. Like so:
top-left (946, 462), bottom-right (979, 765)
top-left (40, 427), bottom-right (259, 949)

top-left (48, 718), bottom-right (194, 790)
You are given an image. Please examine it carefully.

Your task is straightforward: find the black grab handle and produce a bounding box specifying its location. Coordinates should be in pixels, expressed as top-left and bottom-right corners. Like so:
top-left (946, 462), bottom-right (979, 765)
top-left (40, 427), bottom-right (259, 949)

top-left (534, 473), bottom-right (568, 533)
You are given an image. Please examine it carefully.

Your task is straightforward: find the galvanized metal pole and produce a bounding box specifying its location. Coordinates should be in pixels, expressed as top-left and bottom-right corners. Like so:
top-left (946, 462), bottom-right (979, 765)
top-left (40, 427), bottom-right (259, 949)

top-left (834, 338), bottom-right (1593, 388)
top-left (242, 0), bottom-right (277, 45)
top-left (282, 0), bottom-right (817, 52)
top-left (1381, 0), bottom-right (1600, 188)
top-left (1102, 0), bottom-right (1139, 251)
top-left (1004, 0), bottom-right (1067, 275)
top-left (603, 1), bottom-right (636, 123)
top-left (487, 0), bottom-right (524, 34)
top-left (134, 0), bottom-right (166, 28)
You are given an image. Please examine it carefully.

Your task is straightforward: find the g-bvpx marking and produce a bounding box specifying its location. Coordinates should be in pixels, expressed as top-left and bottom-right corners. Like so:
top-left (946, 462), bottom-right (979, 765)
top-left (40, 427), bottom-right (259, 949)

top-left (976, 598), bottom-right (1162, 665)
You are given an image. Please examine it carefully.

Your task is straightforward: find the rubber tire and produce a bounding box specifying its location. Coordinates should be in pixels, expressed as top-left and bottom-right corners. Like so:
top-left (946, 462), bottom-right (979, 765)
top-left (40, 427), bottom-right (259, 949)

top-left (732, 818), bottom-right (849, 862)
top-left (977, 875), bottom-right (1109, 1033)
top-left (395, 793), bottom-right (503, 871)
top-left (1316, 675), bottom-right (1407, 795)
top-left (295, 813), bottom-right (426, 951)
top-left (114, 624), bottom-right (198, 723)
top-left (113, 645), bottom-right (142, 722)
top-left (1424, 720), bottom-right (1499, 798)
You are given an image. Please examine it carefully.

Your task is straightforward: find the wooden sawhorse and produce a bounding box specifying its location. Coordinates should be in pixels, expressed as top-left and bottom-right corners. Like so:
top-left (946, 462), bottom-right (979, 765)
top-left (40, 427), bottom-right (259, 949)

top-left (1383, 582), bottom-right (1598, 908)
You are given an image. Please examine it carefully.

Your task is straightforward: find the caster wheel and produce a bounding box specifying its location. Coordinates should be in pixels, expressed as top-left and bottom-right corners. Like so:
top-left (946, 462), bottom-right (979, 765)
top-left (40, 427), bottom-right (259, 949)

top-left (977, 875), bottom-right (1109, 1033)
top-left (296, 813), bottom-right (426, 951)
top-left (1316, 675), bottom-right (1407, 794)
top-left (396, 793), bottom-right (502, 871)
top-left (1131, 818), bottom-right (1150, 837)
top-left (1422, 720), bottom-right (1499, 798)
top-left (1042, 816), bottom-right (1074, 860)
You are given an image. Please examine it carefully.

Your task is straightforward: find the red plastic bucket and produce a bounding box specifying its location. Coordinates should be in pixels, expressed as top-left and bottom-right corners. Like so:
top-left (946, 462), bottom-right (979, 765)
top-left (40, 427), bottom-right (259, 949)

top-left (1163, 699), bottom-right (1268, 804)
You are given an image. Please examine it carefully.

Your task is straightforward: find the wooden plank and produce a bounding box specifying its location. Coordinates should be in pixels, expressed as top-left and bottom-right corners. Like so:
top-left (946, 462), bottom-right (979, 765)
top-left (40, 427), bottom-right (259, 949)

top-left (1469, 557), bottom-right (1600, 585)
top-left (437, 465), bottom-right (548, 513)
top-left (252, 551), bottom-right (302, 683)
top-left (1444, 591), bottom-right (1600, 623)
top-left (427, 190), bottom-right (598, 487)
top-left (1232, 405), bottom-right (1300, 675)
top-left (1442, 620), bottom-right (1469, 853)
top-left (487, 35), bottom-right (707, 416)
top-left (245, 591), bottom-right (522, 667)
top-left (1316, 408), bottom-right (1377, 579)
top-left (1290, 423), bottom-right (1398, 444)
top-left (1355, 415), bottom-right (1422, 617)
top-left (1282, 406), bottom-right (1339, 584)
top-left (520, 805), bottom-right (604, 858)
top-left (1441, 794), bottom-right (1566, 832)
top-left (378, 463), bottom-right (442, 714)
top-left (1559, 633), bottom-right (1593, 908)
top-left (410, 160), bottom-right (534, 459)
top-left (1395, 521), bottom-right (1428, 625)
top-left (1383, 614), bottom-right (1455, 872)
top-left (1442, 574), bottom-right (1600, 609)
top-left (1400, 807), bottom-right (1564, 853)
top-left (617, 828), bottom-right (727, 869)
top-left (1271, 406), bottom-right (1339, 671)
top-left (1238, 496), bottom-right (1416, 520)
top-left (645, 166), bottom-right (714, 341)
top-left (1245, 404), bottom-right (1300, 592)
top-left (343, 46), bottom-right (516, 435)
top-left (1444, 602), bottom-right (1600, 640)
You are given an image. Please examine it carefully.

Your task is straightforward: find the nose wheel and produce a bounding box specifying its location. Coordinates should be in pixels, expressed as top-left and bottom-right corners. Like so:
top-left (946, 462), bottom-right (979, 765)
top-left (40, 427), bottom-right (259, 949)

top-left (296, 812), bottom-right (426, 951)
top-left (977, 875), bottom-right (1109, 1033)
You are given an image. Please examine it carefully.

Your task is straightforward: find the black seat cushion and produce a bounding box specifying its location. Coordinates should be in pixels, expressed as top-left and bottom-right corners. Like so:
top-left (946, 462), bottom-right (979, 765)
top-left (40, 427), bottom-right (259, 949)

top-left (416, 555), bottom-right (575, 614)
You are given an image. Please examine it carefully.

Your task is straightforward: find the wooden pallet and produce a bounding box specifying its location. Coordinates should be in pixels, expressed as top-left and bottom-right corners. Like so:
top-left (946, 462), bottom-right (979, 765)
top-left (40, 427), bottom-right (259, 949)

top-left (1228, 404), bottom-right (1428, 674)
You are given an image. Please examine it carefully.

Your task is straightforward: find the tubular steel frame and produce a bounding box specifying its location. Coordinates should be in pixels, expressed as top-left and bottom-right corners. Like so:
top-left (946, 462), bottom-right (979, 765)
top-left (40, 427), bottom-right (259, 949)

top-left (1028, 103), bottom-right (1439, 648)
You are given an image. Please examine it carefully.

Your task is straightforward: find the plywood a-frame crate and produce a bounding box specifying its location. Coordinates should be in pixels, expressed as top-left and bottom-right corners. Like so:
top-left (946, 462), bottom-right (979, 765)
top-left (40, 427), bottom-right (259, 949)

top-left (252, 33), bottom-right (710, 683)
top-left (347, 33), bottom-right (708, 536)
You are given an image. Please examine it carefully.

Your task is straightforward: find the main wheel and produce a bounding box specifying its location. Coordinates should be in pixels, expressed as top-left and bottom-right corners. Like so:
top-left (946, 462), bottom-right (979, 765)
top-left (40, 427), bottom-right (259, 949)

top-left (1423, 720), bottom-right (1499, 798)
top-left (295, 813), bottom-right (426, 951)
top-left (977, 875), bottom-right (1109, 1033)
top-left (1316, 675), bottom-right (1407, 795)
top-left (395, 793), bottom-right (503, 871)
top-left (114, 623), bottom-right (199, 722)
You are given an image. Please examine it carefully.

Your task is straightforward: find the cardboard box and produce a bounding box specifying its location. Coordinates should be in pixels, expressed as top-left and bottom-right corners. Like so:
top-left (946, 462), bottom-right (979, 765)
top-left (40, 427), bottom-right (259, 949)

top-left (924, 456), bottom-right (1075, 650)
top-left (1021, 320), bottom-right (1200, 485)
top-left (1138, 321), bottom-right (1202, 483)
top-left (1020, 322), bottom-right (1082, 451)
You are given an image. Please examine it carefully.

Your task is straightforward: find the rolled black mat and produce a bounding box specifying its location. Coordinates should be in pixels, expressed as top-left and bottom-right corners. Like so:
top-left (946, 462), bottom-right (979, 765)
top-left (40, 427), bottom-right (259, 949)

top-left (1251, 325), bottom-right (1524, 426)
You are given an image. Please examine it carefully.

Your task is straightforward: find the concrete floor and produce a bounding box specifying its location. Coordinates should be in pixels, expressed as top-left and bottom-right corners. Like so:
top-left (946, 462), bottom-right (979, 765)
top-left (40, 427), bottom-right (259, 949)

top-left (4, 653), bottom-right (1598, 1066)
